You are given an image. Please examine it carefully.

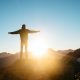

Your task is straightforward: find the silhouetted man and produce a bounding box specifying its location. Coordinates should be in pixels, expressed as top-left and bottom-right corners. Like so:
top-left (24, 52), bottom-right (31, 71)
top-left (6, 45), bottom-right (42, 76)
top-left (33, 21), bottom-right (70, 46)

top-left (8, 24), bottom-right (40, 59)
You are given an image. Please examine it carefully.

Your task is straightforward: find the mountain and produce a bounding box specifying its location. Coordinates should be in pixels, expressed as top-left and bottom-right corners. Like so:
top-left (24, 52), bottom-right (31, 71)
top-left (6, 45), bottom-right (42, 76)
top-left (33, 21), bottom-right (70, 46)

top-left (67, 48), bottom-right (80, 59)
top-left (57, 49), bottom-right (74, 54)
top-left (0, 49), bottom-right (80, 80)
top-left (0, 49), bottom-right (76, 68)
top-left (0, 52), bottom-right (18, 68)
top-left (0, 52), bottom-right (11, 58)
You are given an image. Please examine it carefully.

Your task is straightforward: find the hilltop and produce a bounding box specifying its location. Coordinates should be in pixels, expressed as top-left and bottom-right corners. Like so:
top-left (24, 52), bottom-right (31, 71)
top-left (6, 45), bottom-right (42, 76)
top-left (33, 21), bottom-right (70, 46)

top-left (0, 49), bottom-right (80, 80)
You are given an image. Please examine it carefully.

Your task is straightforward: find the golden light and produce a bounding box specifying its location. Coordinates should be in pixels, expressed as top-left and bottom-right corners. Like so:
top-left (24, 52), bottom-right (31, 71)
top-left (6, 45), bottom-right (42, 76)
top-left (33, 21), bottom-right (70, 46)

top-left (27, 33), bottom-right (62, 77)
top-left (28, 33), bottom-right (47, 58)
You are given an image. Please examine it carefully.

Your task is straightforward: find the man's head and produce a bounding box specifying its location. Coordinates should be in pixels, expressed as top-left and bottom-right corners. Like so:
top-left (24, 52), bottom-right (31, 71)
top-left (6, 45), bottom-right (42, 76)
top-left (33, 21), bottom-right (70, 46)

top-left (22, 24), bottom-right (26, 29)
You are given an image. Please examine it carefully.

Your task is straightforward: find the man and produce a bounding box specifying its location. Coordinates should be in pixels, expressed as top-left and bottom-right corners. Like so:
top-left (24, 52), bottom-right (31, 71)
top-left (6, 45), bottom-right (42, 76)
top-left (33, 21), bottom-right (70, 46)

top-left (8, 24), bottom-right (40, 59)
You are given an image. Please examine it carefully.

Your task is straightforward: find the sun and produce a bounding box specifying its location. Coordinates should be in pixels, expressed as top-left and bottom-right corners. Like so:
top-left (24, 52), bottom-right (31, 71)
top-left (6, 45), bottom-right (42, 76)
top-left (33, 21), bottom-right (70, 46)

top-left (28, 33), bottom-right (47, 58)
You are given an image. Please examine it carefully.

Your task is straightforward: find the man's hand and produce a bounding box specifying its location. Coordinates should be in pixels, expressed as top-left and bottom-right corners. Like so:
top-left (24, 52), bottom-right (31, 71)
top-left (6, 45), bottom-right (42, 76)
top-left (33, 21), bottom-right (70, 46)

top-left (8, 32), bottom-right (11, 34)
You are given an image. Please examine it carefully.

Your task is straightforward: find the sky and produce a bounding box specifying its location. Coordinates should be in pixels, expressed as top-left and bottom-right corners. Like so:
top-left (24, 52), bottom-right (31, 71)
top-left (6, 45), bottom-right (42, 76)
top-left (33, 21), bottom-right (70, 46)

top-left (0, 0), bottom-right (80, 53)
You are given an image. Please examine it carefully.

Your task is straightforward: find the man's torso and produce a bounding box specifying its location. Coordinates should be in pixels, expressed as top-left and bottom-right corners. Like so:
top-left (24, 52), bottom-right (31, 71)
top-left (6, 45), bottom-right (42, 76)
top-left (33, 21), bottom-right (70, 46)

top-left (19, 29), bottom-right (29, 44)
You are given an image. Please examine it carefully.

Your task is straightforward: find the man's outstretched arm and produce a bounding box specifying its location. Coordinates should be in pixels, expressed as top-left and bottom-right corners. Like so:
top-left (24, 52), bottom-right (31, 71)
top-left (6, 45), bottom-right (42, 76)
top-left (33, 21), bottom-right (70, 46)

top-left (8, 30), bottom-right (20, 34)
top-left (28, 30), bottom-right (40, 33)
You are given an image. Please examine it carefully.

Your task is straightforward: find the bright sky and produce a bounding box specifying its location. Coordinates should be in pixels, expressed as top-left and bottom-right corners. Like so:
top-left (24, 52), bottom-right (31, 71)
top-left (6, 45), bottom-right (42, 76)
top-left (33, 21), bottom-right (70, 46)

top-left (0, 0), bottom-right (80, 53)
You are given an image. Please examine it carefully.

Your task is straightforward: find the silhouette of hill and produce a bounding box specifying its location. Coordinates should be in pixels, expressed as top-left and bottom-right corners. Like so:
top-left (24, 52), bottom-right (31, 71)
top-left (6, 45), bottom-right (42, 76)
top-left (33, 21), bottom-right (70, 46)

top-left (60, 48), bottom-right (80, 80)
top-left (57, 49), bottom-right (74, 54)
top-left (67, 48), bottom-right (80, 58)
top-left (0, 52), bottom-right (11, 58)
top-left (0, 49), bottom-right (80, 80)
top-left (0, 52), bottom-right (18, 68)
top-left (46, 48), bottom-right (80, 80)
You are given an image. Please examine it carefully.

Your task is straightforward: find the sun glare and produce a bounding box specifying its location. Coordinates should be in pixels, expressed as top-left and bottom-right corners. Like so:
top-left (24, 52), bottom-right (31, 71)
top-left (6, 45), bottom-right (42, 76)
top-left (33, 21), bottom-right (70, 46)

top-left (28, 33), bottom-right (47, 58)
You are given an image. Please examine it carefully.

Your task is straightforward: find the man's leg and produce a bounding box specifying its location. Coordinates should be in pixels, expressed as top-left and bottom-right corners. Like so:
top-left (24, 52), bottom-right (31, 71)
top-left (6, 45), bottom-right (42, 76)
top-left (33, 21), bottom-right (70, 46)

top-left (20, 42), bottom-right (23, 60)
top-left (25, 42), bottom-right (28, 59)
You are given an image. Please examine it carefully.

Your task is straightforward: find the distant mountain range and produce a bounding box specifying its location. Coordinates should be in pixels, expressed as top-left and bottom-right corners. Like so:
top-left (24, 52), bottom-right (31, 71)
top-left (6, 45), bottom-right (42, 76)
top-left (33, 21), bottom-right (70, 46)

top-left (0, 52), bottom-right (18, 68)
top-left (0, 48), bottom-right (80, 80)
top-left (0, 48), bottom-right (79, 67)
top-left (57, 49), bottom-right (74, 54)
